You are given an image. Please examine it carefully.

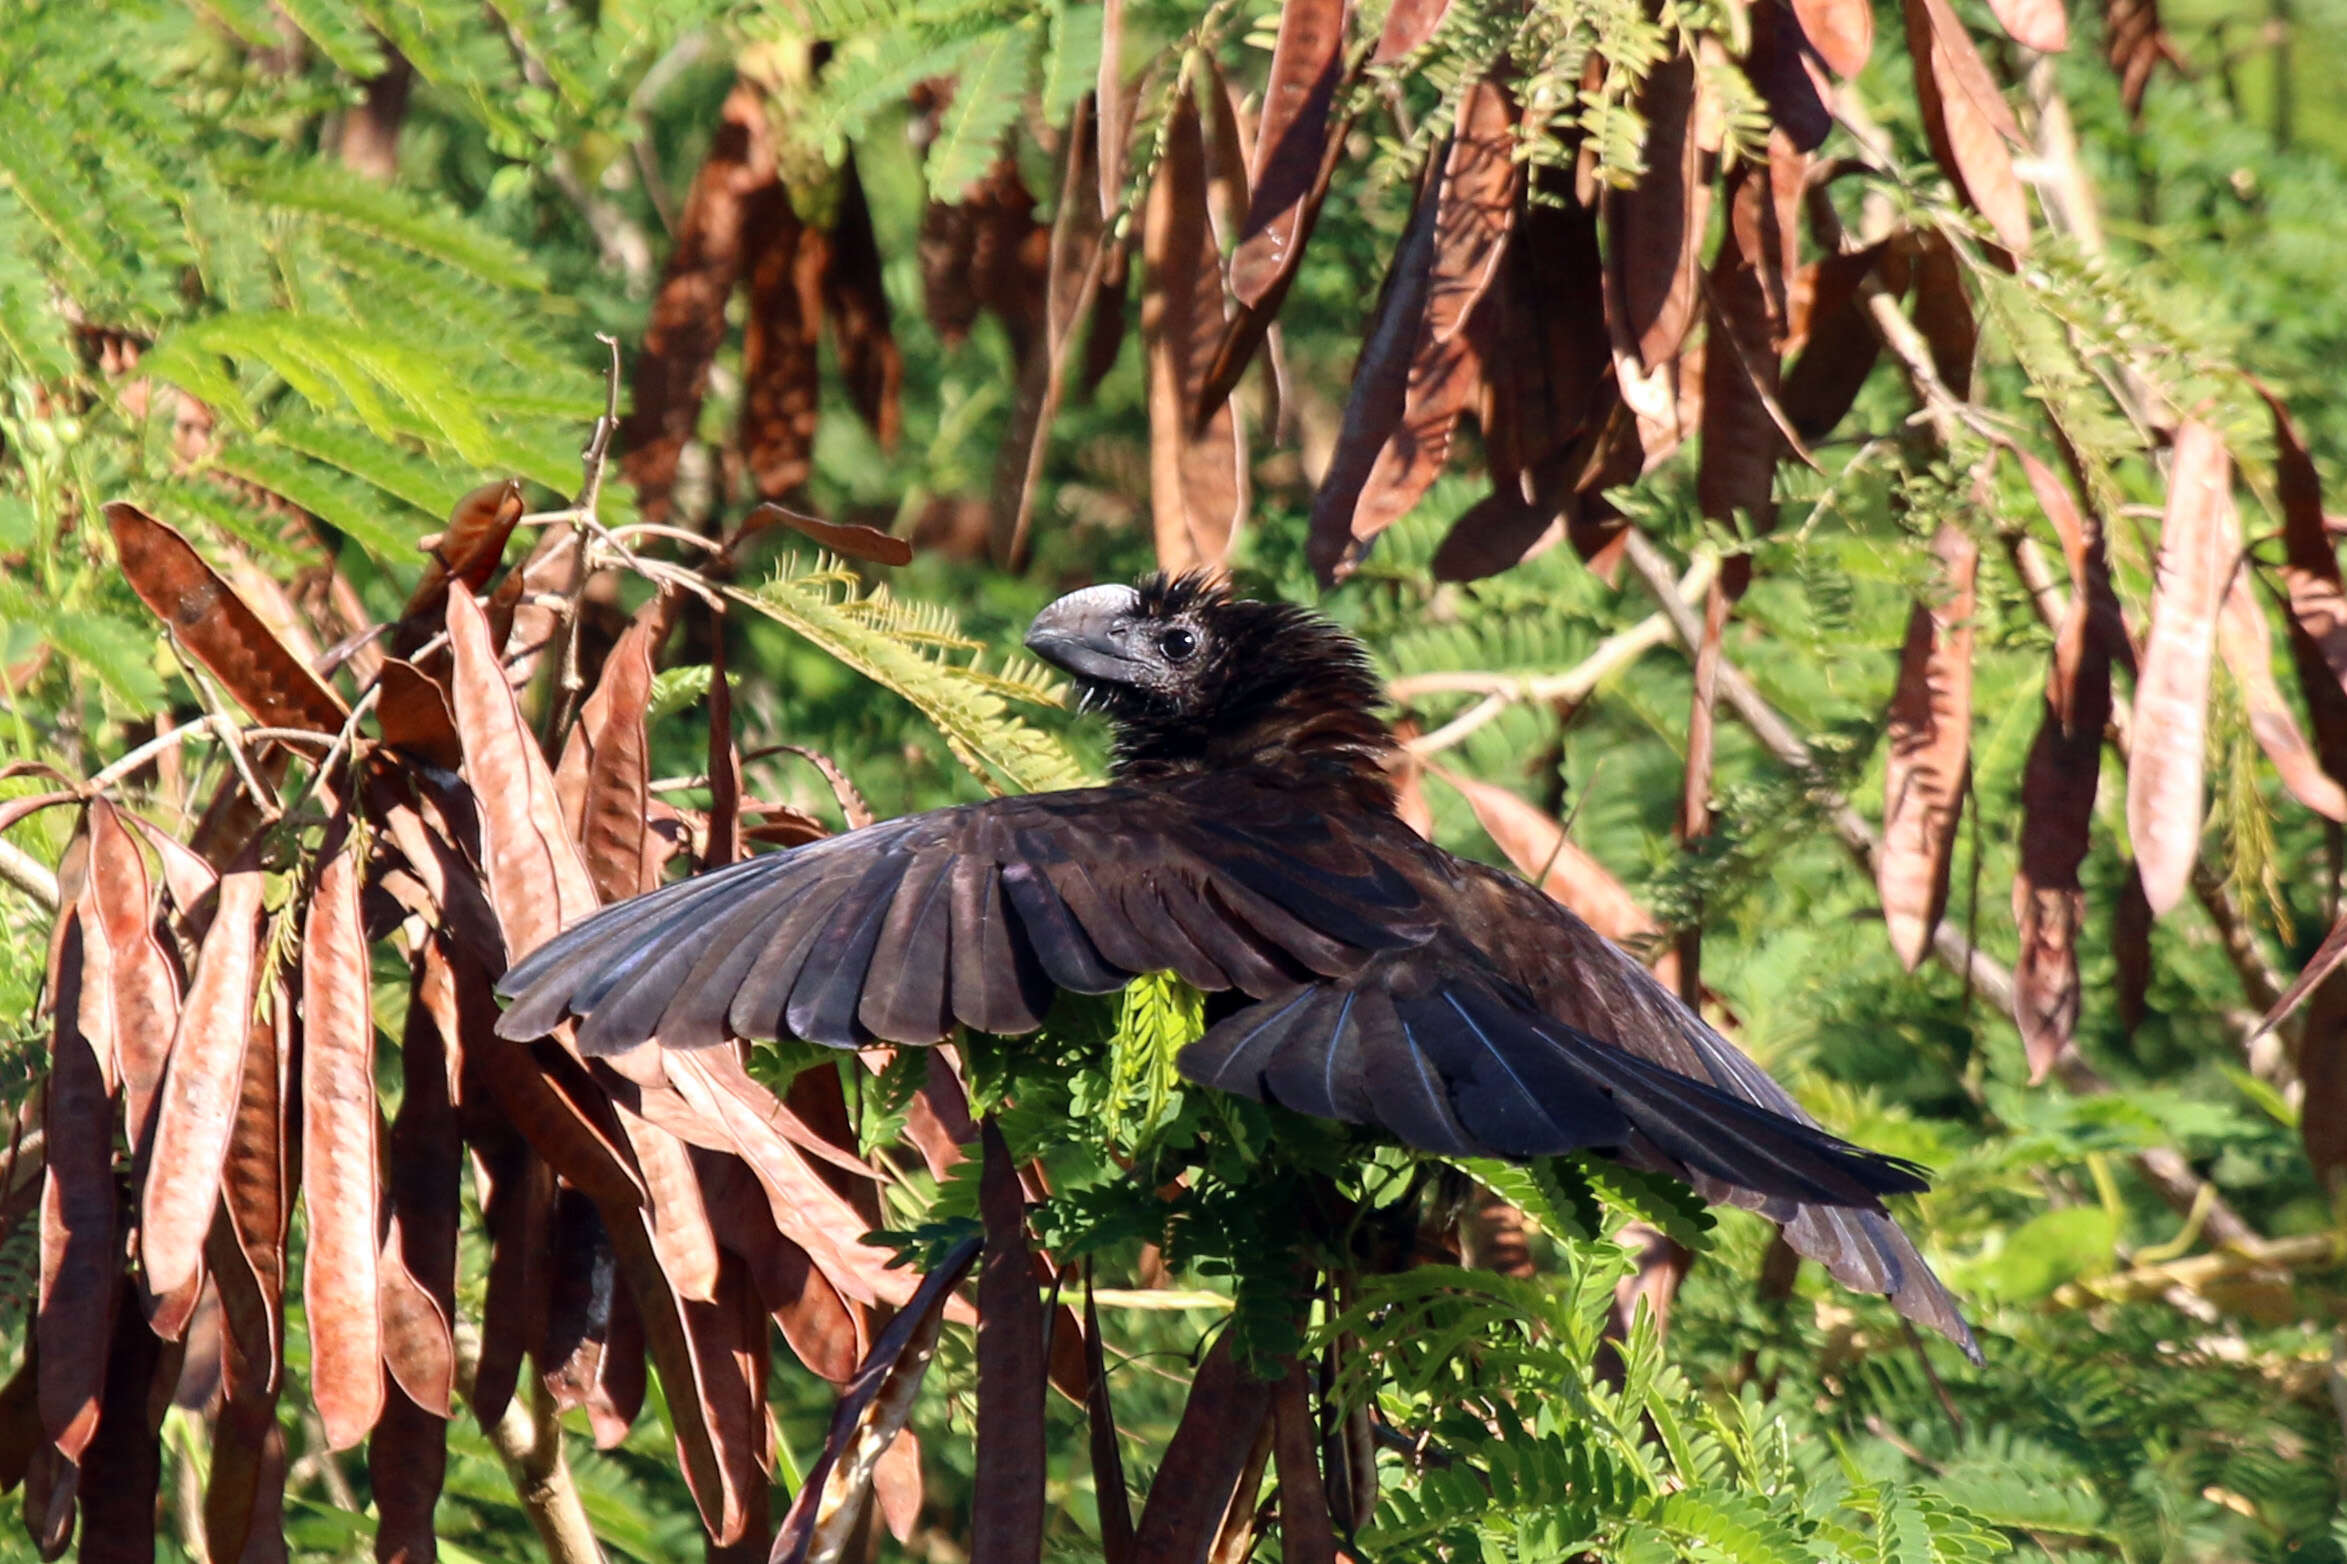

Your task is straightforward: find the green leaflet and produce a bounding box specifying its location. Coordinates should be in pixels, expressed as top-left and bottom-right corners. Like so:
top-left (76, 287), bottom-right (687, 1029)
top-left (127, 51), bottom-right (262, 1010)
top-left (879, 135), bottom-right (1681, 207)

top-left (924, 20), bottom-right (1039, 202)
top-left (737, 555), bottom-right (1087, 795)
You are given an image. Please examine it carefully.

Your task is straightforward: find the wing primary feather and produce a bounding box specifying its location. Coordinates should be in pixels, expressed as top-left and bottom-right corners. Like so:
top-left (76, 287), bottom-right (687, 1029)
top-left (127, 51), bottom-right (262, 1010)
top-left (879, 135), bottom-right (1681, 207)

top-left (1178, 987), bottom-right (1317, 1094)
top-left (949, 861), bottom-right (1052, 1035)
top-left (725, 875), bottom-right (862, 1040)
top-left (1361, 1001), bottom-right (1477, 1154)
top-left (859, 854), bottom-right (957, 1044)
top-left (1001, 860), bottom-right (1129, 992)
top-left (1042, 857), bottom-right (1162, 975)
top-left (1117, 877), bottom-right (1232, 991)
top-left (785, 854), bottom-right (910, 1047)
top-left (642, 873), bottom-right (826, 1049)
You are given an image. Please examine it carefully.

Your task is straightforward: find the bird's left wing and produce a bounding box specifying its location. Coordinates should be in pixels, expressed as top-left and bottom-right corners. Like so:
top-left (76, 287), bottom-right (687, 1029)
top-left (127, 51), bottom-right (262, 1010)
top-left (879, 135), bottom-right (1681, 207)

top-left (494, 781), bottom-right (1437, 1054)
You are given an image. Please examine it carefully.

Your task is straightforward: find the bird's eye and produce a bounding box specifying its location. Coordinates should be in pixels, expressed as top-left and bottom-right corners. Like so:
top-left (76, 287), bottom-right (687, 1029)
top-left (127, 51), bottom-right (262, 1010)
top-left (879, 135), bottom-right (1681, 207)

top-left (1157, 626), bottom-right (1198, 662)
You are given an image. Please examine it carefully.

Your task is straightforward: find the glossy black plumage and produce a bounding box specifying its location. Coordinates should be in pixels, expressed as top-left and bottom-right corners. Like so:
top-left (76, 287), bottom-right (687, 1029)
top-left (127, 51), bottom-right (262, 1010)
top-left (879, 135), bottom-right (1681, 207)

top-left (497, 573), bottom-right (1977, 1357)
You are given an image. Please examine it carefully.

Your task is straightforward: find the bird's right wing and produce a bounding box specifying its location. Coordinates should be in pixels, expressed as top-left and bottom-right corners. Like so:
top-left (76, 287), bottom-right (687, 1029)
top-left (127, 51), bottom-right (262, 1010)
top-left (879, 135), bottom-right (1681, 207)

top-left (1176, 947), bottom-right (1927, 1208)
top-left (495, 781), bottom-right (1437, 1054)
top-left (1180, 937), bottom-right (1981, 1360)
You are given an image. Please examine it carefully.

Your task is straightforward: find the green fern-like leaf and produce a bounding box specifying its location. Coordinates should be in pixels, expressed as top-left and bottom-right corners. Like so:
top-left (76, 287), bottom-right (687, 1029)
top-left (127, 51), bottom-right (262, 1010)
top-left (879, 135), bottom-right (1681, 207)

top-left (1573, 1154), bottom-right (1716, 1252)
top-left (925, 21), bottom-right (1037, 201)
top-left (738, 556), bottom-right (1086, 793)
top-left (1657, 1489), bottom-right (1812, 1564)
top-left (210, 438), bottom-right (426, 564)
top-left (233, 164), bottom-right (546, 292)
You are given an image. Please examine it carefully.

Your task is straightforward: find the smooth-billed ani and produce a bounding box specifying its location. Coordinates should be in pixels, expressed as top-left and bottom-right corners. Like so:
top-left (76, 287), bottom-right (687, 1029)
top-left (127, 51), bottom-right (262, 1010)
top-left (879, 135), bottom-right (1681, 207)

top-left (498, 573), bottom-right (1976, 1356)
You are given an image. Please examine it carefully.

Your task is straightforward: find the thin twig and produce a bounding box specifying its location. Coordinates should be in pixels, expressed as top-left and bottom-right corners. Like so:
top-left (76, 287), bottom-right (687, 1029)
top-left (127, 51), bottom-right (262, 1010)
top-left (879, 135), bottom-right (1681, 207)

top-left (1393, 555), bottom-right (1718, 758)
top-left (454, 1320), bottom-right (606, 1564)
top-left (2046, 1230), bottom-right (2342, 1310)
top-left (0, 837), bottom-right (55, 912)
top-left (169, 648), bottom-right (281, 824)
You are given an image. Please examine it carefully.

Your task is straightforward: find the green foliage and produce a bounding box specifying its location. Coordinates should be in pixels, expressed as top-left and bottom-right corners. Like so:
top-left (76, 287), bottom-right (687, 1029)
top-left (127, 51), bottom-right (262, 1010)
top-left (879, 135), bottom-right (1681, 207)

top-left (2, 0), bottom-right (2346, 1559)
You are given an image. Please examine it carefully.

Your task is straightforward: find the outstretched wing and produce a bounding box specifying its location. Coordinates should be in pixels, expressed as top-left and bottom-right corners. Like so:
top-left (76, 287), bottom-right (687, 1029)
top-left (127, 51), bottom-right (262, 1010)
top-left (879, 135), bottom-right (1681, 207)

top-left (495, 779), bottom-right (1438, 1053)
top-left (1182, 940), bottom-right (1977, 1358)
top-left (1178, 945), bottom-right (1926, 1209)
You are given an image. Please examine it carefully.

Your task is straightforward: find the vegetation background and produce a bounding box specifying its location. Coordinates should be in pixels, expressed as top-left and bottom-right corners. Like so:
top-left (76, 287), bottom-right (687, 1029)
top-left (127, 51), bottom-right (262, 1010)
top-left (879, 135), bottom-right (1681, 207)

top-left (1, 0), bottom-right (2346, 1559)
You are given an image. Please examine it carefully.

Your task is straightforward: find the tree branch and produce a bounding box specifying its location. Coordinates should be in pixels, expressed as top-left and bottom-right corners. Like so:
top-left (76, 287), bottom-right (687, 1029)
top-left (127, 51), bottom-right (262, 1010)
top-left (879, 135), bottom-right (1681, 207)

top-left (1390, 554), bottom-right (1718, 758)
top-left (456, 1322), bottom-right (606, 1564)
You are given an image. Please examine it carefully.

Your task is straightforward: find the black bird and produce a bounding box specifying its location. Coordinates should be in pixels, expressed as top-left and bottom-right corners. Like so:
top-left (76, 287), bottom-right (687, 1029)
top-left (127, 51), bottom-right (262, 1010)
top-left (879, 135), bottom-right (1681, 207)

top-left (498, 574), bottom-right (1976, 1355)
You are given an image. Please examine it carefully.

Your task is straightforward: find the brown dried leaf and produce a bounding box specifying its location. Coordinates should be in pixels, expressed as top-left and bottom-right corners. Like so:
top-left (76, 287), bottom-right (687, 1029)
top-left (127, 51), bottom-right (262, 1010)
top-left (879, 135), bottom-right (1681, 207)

top-left (1902, 0), bottom-right (2031, 252)
top-left (822, 155), bottom-right (904, 448)
top-left (393, 480), bottom-right (525, 658)
top-left (2258, 905), bottom-right (2347, 1039)
top-left (1128, 1330), bottom-right (1277, 1560)
top-left (1083, 1274), bottom-right (1135, 1564)
top-left (1374, 0), bottom-right (1452, 58)
top-left (1983, 0), bottom-right (2069, 52)
top-left (2104, 0), bottom-right (2172, 117)
top-left (619, 83), bottom-right (776, 524)
top-left (105, 503), bottom-right (348, 733)
top-left (1348, 79), bottom-right (1522, 560)
top-left (76, 1279), bottom-right (167, 1564)
top-left (2262, 388), bottom-right (2347, 773)
top-left (1145, 86), bottom-right (1247, 573)
top-left (605, 1197), bottom-right (751, 1540)
top-left (739, 184), bottom-right (825, 501)
top-left (21, 1440), bottom-right (73, 1560)
top-left (654, 1052), bottom-right (907, 1312)
top-left (616, 1105), bottom-right (724, 1304)
top-left (369, 1385), bottom-right (448, 1564)
top-left (1780, 241), bottom-right (1894, 441)
top-left (555, 594), bottom-right (668, 904)
top-left (974, 1121), bottom-right (1046, 1564)
top-left (1746, 0), bottom-right (1835, 148)
top-left (2129, 421), bottom-right (2232, 915)
top-left (1233, 0), bottom-right (1351, 308)
top-left (1790, 0), bottom-right (1873, 75)
top-left (689, 613), bottom-right (735, 877)
top-left (742, 503), bottom-right (913, 567)
top-left (2299, 968), bottom-right (2347, 1193)
top-left (1606, 53), bottom-right (1715, 373)
top-left (1879, 522), bottom-right (1978, 970)
top-left (379, 941), bottom-right (461, 1421)
top-left (469, 1131), bottom-right (551, 1430)
top-left (771, 1237), bottom-right (983, 1564)
top-left (443, 586), bottom-right (601, 960)
top-left (220, 982), bottom-right (291, 1397)
top-left (1271, 1364), bottom-right (1337, 1564)
top-left (1699, 169), bottom-right (1786, 569)
top-left (85, 799), bottom-right (176, 1158)
top-left (1203, 60), bottom-right (1252, 256)
top-left (2011, 444), bottom-right (2115, 1078)
top-left (1433, 766), bottom-right (1658, 944)
top-left (299, 814), bottom-right (384, 1449)
top-left (465, 1038), bottom-right (647, 1214)
top-left (1309, 155), bottom-right (1440, 585)
top-left (697, 1151), bottom-right (865, 1386)
top-left (1908, 232), bottom-right (1977, 398)
top-left (375, 659), bottom-right (466, 776)
top-left (141, 851), bottom-right (265, 1316)
top-left (39, 845), bottom-right (118, 1464)
top-left (540, 1187), bottom-right (617, 1416)
top-left (2221, 557), bottom-right (2347, 819)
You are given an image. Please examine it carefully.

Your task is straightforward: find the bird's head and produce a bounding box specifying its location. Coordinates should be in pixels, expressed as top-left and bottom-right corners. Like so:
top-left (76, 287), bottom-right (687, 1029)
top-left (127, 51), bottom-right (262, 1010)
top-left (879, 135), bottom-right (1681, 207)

top-left (1025, 573), bottom-right (1396, 794)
